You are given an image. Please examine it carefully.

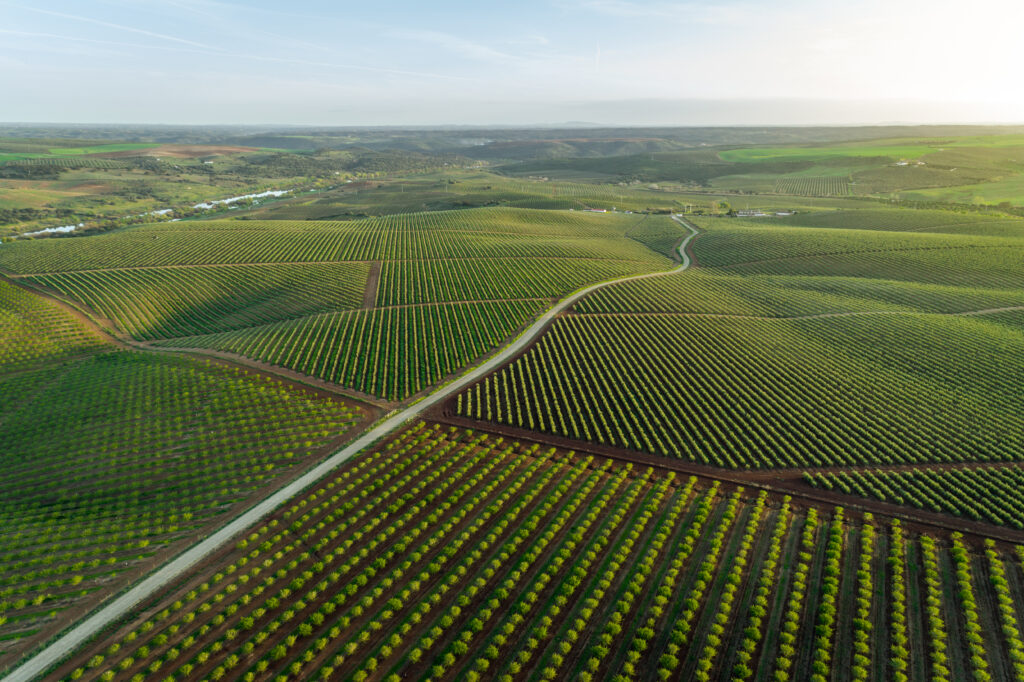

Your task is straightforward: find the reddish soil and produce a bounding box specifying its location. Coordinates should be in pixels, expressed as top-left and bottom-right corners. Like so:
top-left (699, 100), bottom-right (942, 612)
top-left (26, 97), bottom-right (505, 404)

top-left (363, 261), bottom-right (382, 308)
top-left (94, 144), bottom-right (258, 159)
top-left (684, 230), bottom-right (702, 266)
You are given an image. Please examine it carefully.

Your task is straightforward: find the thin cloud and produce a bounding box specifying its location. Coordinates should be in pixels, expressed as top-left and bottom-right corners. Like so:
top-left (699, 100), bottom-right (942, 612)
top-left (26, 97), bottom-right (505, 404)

top-left (570, 0), bottom-right (754, 24)
top-left (388, 28), bottom-right (522, 64)
top-left (11, 4), bottom-right (227, 51)
top-left (0, 25), bottom-right (472, 82)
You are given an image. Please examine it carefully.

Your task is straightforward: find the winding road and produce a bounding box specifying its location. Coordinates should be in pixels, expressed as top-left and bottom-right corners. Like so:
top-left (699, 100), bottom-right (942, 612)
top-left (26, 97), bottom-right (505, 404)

top-left (2, 215), bottom-right (699, 682)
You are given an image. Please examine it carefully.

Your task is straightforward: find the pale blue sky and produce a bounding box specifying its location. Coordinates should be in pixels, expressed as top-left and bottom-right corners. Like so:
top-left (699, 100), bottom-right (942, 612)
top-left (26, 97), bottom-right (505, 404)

top-left (1, 0), bottom-right (1022, 125)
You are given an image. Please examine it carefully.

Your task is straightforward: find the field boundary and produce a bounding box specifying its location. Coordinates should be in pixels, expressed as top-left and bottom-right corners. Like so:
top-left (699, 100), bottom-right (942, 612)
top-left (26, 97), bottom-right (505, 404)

top-left (0, 216), bottom-right (700, 681)
top-left (568, 305), bottom-right (1024, 321)
top-left (427, 412), bottom-right (1024, 546)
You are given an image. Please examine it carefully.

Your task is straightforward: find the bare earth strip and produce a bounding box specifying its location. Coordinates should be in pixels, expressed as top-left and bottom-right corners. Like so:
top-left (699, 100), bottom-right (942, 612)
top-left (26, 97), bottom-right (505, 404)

top-left (570, 305), bottom-right (1024, 321)
top-left (1, 216), bottom-right (699, 681)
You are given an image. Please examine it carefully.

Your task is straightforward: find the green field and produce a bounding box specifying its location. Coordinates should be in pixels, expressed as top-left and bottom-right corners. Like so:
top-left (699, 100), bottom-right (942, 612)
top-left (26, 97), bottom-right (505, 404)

top-left (158, 300), bottom-right (549, 401)
top-left (807, 466), bottom-right (1024, 529)
top-left (457, 312), bottom-right (1023, 467)
top-left (0, 279), bottom-right (105, 371)
top-left (455, 204), bottom-right (1024, 473)
top-left (46, 143), bottom-right (158, 156)
top-left (55, 426), bottom-right (1024, 682)
top-left (0, 275), bottom-right (369, 655)
top-left (2, 208), bottom-right (674, 402)
top-left (720, 143), bottom-right (938, 163)
top-left (7, 127), bottom-right (1024, 680)
top-left (27, 262), bottom-right (372, 340)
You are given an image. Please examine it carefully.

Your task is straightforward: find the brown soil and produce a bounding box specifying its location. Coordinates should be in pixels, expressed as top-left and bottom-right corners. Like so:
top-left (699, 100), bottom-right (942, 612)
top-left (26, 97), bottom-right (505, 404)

top-left (94, 144), bottom-right (258, 159)
top-left (567, 306), bottom-right (1024, 321)
top-left (684, 230), bottom-right (702, 266)
top-left (363, 261), bottom-right (382, 308)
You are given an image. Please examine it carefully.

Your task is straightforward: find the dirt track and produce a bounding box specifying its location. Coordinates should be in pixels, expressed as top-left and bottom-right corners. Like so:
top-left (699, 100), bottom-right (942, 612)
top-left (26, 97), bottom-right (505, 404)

top-left (428, 411), bottom-right (1024, 547)
top-left (1, 217), bottom-right (701, 682)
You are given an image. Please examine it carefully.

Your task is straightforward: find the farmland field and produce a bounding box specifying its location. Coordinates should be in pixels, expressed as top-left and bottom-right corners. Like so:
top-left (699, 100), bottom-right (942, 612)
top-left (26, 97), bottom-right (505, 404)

top-left (0, 257), bottom-right (375, 661)
top-left (26, 262), bottom-right (372, 340)
top-left (454, 313), bottom-right (1024, 467)
top-left (5, 127), bottom-right (1024, 681)
top-left (0, 332), bottom-right (370, 661)
top-left (0, 278), bottom-right (105, 370)
top-left (773, 176), bottom-right (851, 196)
top-left (52, 424), bottom-right (1024, 682)
top-left (4, 208), bottom-right (675, 402)
top-left (158, 300), bottom-right (550, 401)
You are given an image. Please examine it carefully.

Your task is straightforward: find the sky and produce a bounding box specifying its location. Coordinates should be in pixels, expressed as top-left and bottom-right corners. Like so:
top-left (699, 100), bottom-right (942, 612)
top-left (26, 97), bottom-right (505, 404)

top-left (2, 0), bottom-right (1023, 126)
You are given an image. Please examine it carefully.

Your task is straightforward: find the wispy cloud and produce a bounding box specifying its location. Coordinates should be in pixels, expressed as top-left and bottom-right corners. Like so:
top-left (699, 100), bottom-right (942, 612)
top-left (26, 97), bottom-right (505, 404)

top-left (387, 28), bottom-right (522, 64)
top-left (0, 16), bottom-right (472, 82)
top-left (569, 0), bottom-right (754, 24)
top-left (11, 4), bottom-right (226, 50)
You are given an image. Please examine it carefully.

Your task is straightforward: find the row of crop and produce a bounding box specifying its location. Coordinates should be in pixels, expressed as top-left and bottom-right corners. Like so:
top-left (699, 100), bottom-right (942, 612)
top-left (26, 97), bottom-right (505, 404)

top-left (610, 481), bottom-right (722, 679)
top-left (412, 466), bottom-right (659, 681)
top-left (422, 460), bottom-right (638, 681)
top-left (457, 312), bottom-right (1024, 467)
top-left (687, 215), bottom-right (1021, 269)
top-left (0, 208), bottom-right (651, 274)
top-left (62, 423), bottom-right (477, 679)
top-left (57, 428), bottom-right (1024, 682)
top-left (515, 471), bottom-right (684, 682)
top-left (770, 508), bottom-right (820, 680)
top-left (0, 352), bottom-right (361, 652)
top-left (541, 475), bottom-right (697, 682)
top-left (775, 208), bottom-right (1021, 232)
top-left (730, 496), bottom-right (792, 679)
top-left (719, 243), bottom-right (1024, 291)
top-left (0, 280), bottom-right (104, 372)
top-left (774, 176), bottom-right (852, 197)
top-left (808, 465), bottom-right (1024, 529)
top-left (9, 156), bottom-right (130, 168)
top-left (209, 433), bottom-right (529, 681)
top-left (71, 431), bottom-right (577, 681)
top-left (574, 268), bottom-right (1024, 318)
top-left (29, 262), bottom-right (370, 340)
top-left (158, 300), bottom-right (546, 401)
top-left (683, 491), bottom-right (769, 681)
top-left (306, 453), bottom-right (598, 682)
top-left (376, 257), bottom-right (659, 307)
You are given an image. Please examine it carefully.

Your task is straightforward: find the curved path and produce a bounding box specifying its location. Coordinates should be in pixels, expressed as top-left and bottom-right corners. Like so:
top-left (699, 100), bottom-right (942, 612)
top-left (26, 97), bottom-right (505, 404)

top-left (2, 215), bottom-right (699, 682)
top-left (571, 304), bottom-right (1024, 322)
